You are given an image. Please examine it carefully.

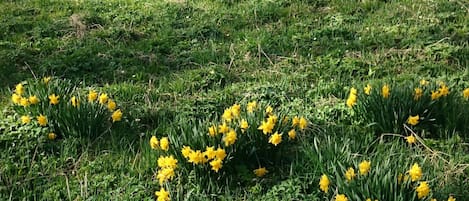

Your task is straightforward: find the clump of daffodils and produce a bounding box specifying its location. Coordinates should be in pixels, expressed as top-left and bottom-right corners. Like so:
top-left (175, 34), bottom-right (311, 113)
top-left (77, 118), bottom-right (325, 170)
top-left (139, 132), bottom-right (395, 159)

top-left (346, 79), bottom-right (469, 137)
top-left (10, 77), bottom-right (124, 139)
top-left (318, 160), bottom-right (456, 200)
top-left (200, 102), bottom-right (308, 175)
top-left (149, 101), bottom-right (309, 198)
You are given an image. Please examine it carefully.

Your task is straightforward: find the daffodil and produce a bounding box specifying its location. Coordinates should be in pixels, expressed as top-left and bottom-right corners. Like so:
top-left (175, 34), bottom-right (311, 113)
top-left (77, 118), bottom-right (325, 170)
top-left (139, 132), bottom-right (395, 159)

top-left (268, 132), bottom-right (282, 146)
top-left (346, 94), bottom-right (357, 108)
top-left (218, 122), bottom-right (229, 134)
top-left (439, 84), bottom-right (449, 97)
top-left (88, 90), bottom-right (98, 102)
top-left (346, 87), bottom-right (358, 108)
top-left (448, 196), bottom-right (456, 201)
top-left (15, 83), bottom-right (24, 95)
top-left (204, 146), bottom-right (216, 160)
top-left (319, 174), bottom-right (329, 193)
top-left (345, 167), bottom-right (356, 181)
top-left (98, 93), bottom-right (108, 104)
top-left (157, 155), bottom-right (178, 169)
top-left (160, 137), bottom-right (169, 151)
top-left (28, 95), bottom-right (39, 105)
top-left (107, 99), bottom-right (116, 111)
top-left (420, 79), bottom-right (429, 86)
top-left (210, 158), bottom-right (223, 172)
top-left (181, 146), bottom-right (192, 159)
top-left (382, 84), bottom-right (390, 98)
top-left (20, 97), bottom-right (29, 107)
top-left (231, 103), bottom-right (241, 117)
top-left (111, 109), bottom-right (122, 122)
top-left (208, 125), bottom-right (217, 136)
top-left (359, 160), bottom-right (371, 175)
top-left (215, 148), bottom-right (226, 160)
top-left (240, 119), bottom-right (249, 133)
top-left (223, 129), bottom-right (237, 146)
top-left (247, 101), bottom-right (257, 113)
top-left (414, 88), bottom-right (423, 100)
top-left (43, 77), bottom-right (51, 84)
top-left (48, 94), bottom-right (60, 105)
top-left (11, 94), bottom-right (21, 104)
top-left (181, 146), bottom-right (193, 159)
top-left (253, 167), bottom-right (268, 177)
top-left (288, 129), bottom-right (296, 140)
top-left (409, 163), bottom-right (422, 181)
top-left (188, 150), bottom-right (205, 164)
top-left (37, 114), bottom-right (47, 127)
top-left (222, 107), bottom-right (233, 122)
top-left (407, 115), bottom-right (419, 126)
top-left (150, 136), bottom-right (159, 149)
top-left (258, 120), bottom-right (274, 135)
top-left (431, 90), bottom-right (441, 100)
top-left (406, 135), bottom-right (416, 145)
top-left (71, 96), bottom-right (79, 107)
top-left (156, 167), bottom-right (175, 184)
top-left (416, 181), bottom-right (431, 199)
top-left (463, 88), bottom-right (469, 100)
top-left (267, 114), bottom-right (278, 124)
top-left (154, 187), bottom-right (170, 201)
top-left (336, 194), bottom-right (348, 201)
top-left (265, 106), bottom-right (273, 115)
top-left (364, 84), bottom-right (372, 95)
top-left (292, 116), bottom-right (300, 127)
top-left (299, 117), bottom-right (307, 130)
top-left (350, 87), bottom-right (357, 95)
top-left (21, 115), bottom-right (31, 124)
top-left (48, 132), bottom-right (56, 140)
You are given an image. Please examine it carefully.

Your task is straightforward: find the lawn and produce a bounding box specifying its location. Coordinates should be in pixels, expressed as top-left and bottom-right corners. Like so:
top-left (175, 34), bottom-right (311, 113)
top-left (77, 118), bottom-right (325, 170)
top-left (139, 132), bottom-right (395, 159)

top-left (1, 0), bottom-right (468, 200)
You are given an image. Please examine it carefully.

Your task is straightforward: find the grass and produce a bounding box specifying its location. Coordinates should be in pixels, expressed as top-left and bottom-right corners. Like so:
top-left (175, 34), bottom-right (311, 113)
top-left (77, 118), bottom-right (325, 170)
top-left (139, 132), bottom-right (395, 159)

top-left (1, 0), bottom-right (468, 200)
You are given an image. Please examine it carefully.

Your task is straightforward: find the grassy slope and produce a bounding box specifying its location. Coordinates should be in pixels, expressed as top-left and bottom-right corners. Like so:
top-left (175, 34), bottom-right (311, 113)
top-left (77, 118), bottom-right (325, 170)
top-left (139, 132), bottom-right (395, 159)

top-left (1, 0), bottom-right (468, 200)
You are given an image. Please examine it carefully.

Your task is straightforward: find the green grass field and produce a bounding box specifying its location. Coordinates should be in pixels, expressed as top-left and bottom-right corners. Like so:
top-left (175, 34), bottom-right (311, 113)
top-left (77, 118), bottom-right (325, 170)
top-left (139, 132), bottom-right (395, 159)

top-left (1, 0), bottom-right (469, 200)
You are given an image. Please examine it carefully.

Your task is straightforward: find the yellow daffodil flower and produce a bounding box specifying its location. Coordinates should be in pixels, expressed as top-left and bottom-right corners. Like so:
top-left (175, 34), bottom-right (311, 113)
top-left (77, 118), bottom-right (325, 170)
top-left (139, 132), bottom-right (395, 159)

top-left (28, 95), bottom-right (39, 105)
top-left (154, 187), bottom-right (170, 201)
top-left (268, 132), bottom-right (282, 146)
top-left (336, 194), bottom-right (348, 201)
top-left (382, 84), bottom-right (390, 98)
top-left (414, 88), bottom-right (423, 100)
top-left (416, 181), bottom-right (431, 199)
top-left (319, 174), bottom-right (329, 193)
top-left (345, 167), bottom-right (356, 181)
top-left (223, 129), bottom-right (237, 147)
top-left (210, 158), bottom-right (223, 172)
top-left (407, 115), bottom-right (419, 126)
top-left (364, 84), bottom-right (372, 95)
top-left (160, 137), bottom-right (169, 151)
top-left (409, 163), bottom-right (422, 181)
top-left (21, 115), bottom-right (31, 124)
top-left (111, 109), bottom-right (122, 122)
top-left (150, 136), bottom-right (159, 149)
top-left (48, 132), bottom-right (57, 140)
top-left (48, 94), bottom-right (60, 105)
top-left (37, 114), bottom-right (48, 127)
top-left (253, 167), bottom-right (268, 177)
top-left (359, 160), bottom-right (371, 175)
